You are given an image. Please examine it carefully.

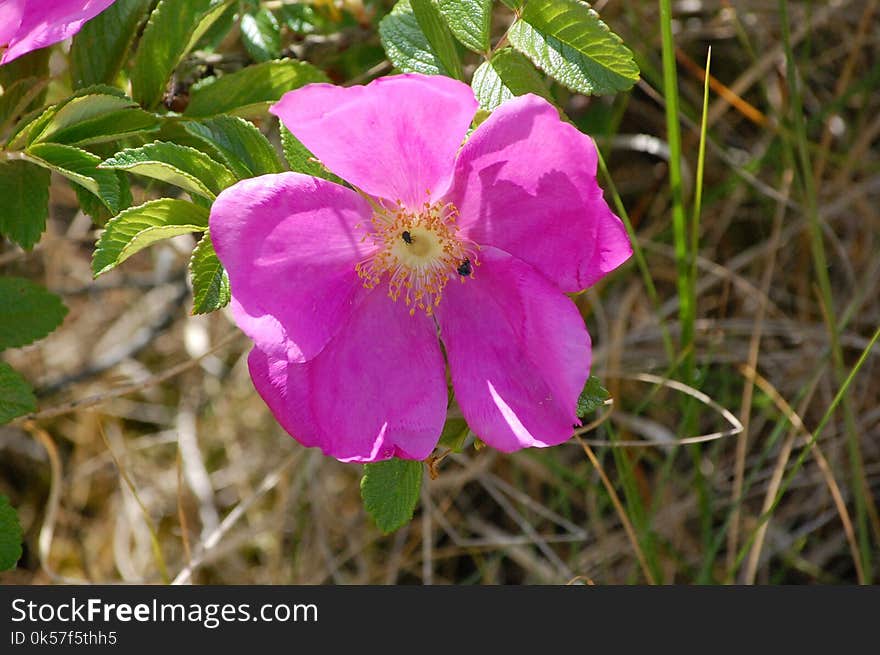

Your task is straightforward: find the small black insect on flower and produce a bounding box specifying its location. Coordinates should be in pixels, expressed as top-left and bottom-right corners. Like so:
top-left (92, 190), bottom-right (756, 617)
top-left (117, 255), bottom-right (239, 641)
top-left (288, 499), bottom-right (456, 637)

top-left (401, 230), bottom-right (414, 244)
top-left (457, 258), bottom-right (472, 277)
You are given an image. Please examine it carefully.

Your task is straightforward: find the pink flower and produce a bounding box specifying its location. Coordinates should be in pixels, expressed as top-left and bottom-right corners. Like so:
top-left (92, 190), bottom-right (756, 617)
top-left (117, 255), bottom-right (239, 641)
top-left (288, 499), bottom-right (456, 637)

top-left (210, 73), bottom-right (632, 463)
top-left (0, 0), bottom-right (116, 65)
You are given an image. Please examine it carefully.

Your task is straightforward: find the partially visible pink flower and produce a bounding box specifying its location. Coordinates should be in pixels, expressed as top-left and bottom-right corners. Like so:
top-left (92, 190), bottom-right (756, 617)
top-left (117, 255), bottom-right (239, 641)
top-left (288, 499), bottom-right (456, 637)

top-left (210, 73), bottom-right (632, 463)
top-left (0, 0), bottom-right (116, 65)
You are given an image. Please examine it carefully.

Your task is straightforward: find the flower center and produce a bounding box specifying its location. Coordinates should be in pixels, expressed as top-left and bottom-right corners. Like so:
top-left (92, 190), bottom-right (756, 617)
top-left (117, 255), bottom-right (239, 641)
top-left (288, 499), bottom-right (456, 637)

top-left (355, 198), bottom-right (478, 316)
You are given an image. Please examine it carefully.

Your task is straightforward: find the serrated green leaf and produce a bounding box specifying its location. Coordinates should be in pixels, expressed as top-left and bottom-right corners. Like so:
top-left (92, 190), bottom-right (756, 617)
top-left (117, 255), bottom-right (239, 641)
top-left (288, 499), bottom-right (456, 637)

top-left (48, 109), bottom-right (161, 147)
top-left (437, 0), bottom-right (492, 53)
top-left (30, 93), bottom-right (154, 145)
top-left (0, 493), bottom-right (24, 569)
top-left (93, 199), bottom-right (209, 276)
top-left (379, 0), bottom-right (446, 76)
top-left (471, 47), bottom-right (553, 111)
top-left (241, 8), bottom-right (282, 63)
top-left (184, 59), bottom-right (328, 118)
top-left (410, 0), bottom-right (463, 79)
top-left (361, 458), bottom-right (423, 534)
top-left (131, 0), bottom-right (235, 107)
top-left (6, 85), bottom-right (132, 149)
top-left (73, 170), bottom-right (132, 224)
top-left (70, 0), bottom-right (154, 89)
top-left (0, 160), bottom-right (50, 250)
top-left (189, 232), bottom-right (230, 314)
top-left (183, 116), bottom-right (283, 179)
top-left (508, 0), bottom-right (639, 96)
top-left (25, 143), bottom-right (125, 213)
top-left (5, 106), bottom-right (56, 150)
top-left (100, 141), bottom-right (236, 199)
top-left (577, 375), bottom-right (609, 416)
top-left (0, 277), bottom-right (68, 350)
top-left (279, 126), bottom-right (342, 183)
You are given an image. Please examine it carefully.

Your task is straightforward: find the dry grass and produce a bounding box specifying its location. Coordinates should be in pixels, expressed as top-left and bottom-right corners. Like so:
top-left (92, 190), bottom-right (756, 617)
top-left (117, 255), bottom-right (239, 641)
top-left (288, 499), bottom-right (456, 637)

top-left (1, 0), bottom-right (878, 584)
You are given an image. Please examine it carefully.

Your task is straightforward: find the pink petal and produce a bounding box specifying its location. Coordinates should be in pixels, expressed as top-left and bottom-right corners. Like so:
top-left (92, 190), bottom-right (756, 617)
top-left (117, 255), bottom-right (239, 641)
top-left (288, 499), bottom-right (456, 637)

top-left (446, 94), bottom-right (632, 292)
top-left (248, 288), bottom-right (447, 463)
top-left (210, 173), bottom-right (376, 363)
top-left (0, 1), bottom-right (25, 49)
top-left (1, 0), bottom-right (116, 64)
top-left (436, 248), bottom-right (590, 452)
top-left (270, 73), bottom-right (477, 208)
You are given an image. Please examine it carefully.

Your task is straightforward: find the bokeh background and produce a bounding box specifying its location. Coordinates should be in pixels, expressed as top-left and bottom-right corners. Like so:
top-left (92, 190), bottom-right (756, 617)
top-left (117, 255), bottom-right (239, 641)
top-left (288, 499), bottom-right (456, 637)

top-left (1, 0), bottom-right (879, 584)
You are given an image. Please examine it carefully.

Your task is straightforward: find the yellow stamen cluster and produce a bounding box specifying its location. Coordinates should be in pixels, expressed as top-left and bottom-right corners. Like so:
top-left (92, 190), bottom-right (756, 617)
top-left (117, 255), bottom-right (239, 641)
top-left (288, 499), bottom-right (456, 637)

top-left (355, 197), bottom-right (478, 316)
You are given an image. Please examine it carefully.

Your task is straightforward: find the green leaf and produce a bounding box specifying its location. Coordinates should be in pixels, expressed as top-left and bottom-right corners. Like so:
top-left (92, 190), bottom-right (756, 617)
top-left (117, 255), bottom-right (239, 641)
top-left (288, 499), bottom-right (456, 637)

top-left (507, 0), bottom-right (639, 96)
top-left (577, 375), bottom-right (609, 416)
top-left (70, 0), bottom-right (154, 89)
top-left (240, 8), bottom-right (282, 63)
top-left (0, 160), bottom-right (50, 250)
top-left (32, 93), bottom-right (135, 139)
top-left (131, 0), bottom-right (235, 107)
top-left (92, 199), bottom-right (209, 276)
top-left (5, 106), bottom-right (56, 150)
top-left (0, 277), bottom-right (68, 350)
top-left (184, 59), bottom-right (328, 118)
top-left (0, 49), bottom-right (49, 112)
top-left (436, 0), bottom-right (492, 53)
top-left (438, 418), bottom-right (470, 452)
top-left (189, 232), bottom-right (230, 314)
top-left (30, 93), bottom-right (160, 146)
top-left (361, 458), bottom-right (423, 534)
top-left (379, 0), bottom-right (447, 76)
top-left (0, 493), bottom-right (24, 569)
top-left (410, 0), bottom-right (463, 79)
top-left (183, 116), bottom-right (283, 179)
top-left (25, 143), bottom-right (125, 213)
top-left (471, 47), bottom-right (553, 111)
top-left (0, 77), bottom-right (48, 135)
top-left (279, 126), bottom-right (342, 183)
top-left (100, 141), bottom-right (237, 199)
top-left (73, 171), bottom-right (132, 224)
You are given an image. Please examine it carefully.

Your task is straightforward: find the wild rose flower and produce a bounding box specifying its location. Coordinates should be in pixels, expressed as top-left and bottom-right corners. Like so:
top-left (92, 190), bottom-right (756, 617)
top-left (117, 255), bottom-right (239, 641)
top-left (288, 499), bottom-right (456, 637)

top-left (0, 0), bottom-right (116, 65)
top-left (210, 73), bottom-right (632, 463)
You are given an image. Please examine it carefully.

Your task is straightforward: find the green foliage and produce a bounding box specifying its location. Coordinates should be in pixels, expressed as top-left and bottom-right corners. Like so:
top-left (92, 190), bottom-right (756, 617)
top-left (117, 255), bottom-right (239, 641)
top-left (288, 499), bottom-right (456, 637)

top-left (471, 48), bottom-right (553, 111)
top-left (0, 277), bottom-right (68, 350)
top-left (0, 363), bottom-right (36, 425)
top-left (280, 127), bottom-right (342, 183)
top-left (241, 8), bottom-right (283, 63)
top-left (438, 418), bottom-right (470, 452)
top-left (184, 60), bottom-right (329, 118)
top-left (410, 0), bottom-right (463, 80)
top-left (25, 142), bottom-right (127, 214)
top-left (0, 494), bottom-right (23, 570)
top-left (100, 141), bottom-right (237, 199)
top-left (0, 160), bottom-right (50, 250)
top-left (379, 0), bottom-right (448, 76)
top-left (436, 0), bottom-right (492, 53)
top-left (190, 232), bottom-right (231, 314)
top-left (93, 199), bottom-right (209, 276)
top-left (0, 49), bottom-right (49, 112)
top-left (183, 116), bottom-right (283, 179)
top-left (131, 0), bottom-right (236, 107)
top-left (361, 459), bottom-right (423, 534)
top-left (0, 77), bottom-right (47, 135)
top-left (70, 0), bottom-right (154, 89)
top-left (31, 93), bottom-right (160, 146)
top-left (577, 375), bottom-right (610, 416)
top-left (508, 0), bottom-right (639, 96)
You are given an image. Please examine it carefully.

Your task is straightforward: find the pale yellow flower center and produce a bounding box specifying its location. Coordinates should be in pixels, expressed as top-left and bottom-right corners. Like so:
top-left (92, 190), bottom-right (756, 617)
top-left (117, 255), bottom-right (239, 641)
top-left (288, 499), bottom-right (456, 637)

top-left (355, 198), bottom-right (478, 316)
